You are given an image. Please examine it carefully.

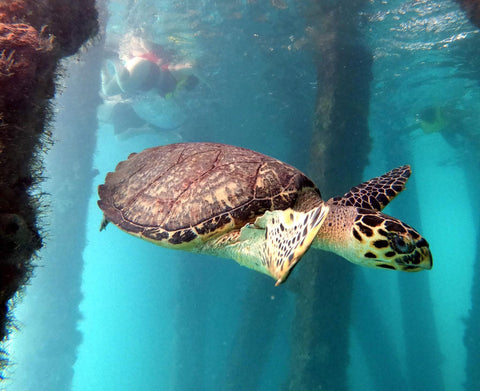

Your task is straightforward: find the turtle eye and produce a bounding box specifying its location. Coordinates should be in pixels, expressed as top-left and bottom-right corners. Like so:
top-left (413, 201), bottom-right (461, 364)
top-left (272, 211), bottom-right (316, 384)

top-left (391, 235), bottom-right (414, 254)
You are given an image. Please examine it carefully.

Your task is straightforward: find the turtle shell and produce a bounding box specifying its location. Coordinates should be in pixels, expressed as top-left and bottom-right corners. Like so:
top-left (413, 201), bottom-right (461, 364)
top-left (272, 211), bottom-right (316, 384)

top-left (98, 142), bottom-right (319, 247)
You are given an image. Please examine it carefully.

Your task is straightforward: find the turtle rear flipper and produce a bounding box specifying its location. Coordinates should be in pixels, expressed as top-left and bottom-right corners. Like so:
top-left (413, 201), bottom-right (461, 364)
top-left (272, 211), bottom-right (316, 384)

top-left (248, 205), bottom-right (329, 285)
top-left (328, 165), bottom-right (411, 211)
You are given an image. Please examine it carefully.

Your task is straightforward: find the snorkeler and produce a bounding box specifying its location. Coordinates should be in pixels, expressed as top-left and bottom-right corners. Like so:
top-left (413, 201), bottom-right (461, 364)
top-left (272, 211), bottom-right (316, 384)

top-left (102, 55), bottom-right (176, 97)
top-left (415, 105), bottom-right (480, 156)
top-left (417, 106), bottom-right (447, 134)
top-left (100, 35), bottom-right (199, 138)
top-left (101, 36), bottom-right (198, 98)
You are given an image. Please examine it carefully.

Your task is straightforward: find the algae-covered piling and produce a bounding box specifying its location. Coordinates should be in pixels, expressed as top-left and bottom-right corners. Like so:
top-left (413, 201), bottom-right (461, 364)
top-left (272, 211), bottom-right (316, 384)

top-left (0, 0), bottom-right (98, 378)
top-left (287, 1), bottom-right (372, 389)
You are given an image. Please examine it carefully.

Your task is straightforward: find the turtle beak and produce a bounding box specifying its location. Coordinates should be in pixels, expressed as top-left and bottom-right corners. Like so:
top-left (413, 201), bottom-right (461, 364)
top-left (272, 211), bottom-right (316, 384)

top-left (398, 239), bottom-right (433, 272)
top-left (420, 247), bottom-right (433, 270)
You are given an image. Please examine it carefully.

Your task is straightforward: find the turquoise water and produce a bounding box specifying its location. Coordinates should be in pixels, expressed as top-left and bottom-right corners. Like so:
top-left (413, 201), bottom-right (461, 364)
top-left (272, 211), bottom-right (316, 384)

top-left (5, 1), bottom-right (480, 390)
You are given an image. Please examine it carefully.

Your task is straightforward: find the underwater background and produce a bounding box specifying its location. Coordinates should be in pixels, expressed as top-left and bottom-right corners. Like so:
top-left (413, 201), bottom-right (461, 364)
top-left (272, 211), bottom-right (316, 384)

top-left (4, 0), bottom-right (480, 390)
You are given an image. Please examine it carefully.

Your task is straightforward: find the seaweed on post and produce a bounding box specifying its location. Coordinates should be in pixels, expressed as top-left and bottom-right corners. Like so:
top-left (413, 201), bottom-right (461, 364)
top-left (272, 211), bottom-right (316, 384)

top-left (286, 1), bottom-right (372, 389)
top-left (0, 0), bottom-right (99, 381)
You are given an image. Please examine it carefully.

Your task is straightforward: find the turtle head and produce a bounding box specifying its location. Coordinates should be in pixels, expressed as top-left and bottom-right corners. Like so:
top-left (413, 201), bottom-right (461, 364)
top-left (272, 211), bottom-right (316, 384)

top-left (316, 205), bottom-right (432, 271)
top-left (347, 208), bottom-right (432, 271)
top-left (317, 165), bottom-right (432, 271)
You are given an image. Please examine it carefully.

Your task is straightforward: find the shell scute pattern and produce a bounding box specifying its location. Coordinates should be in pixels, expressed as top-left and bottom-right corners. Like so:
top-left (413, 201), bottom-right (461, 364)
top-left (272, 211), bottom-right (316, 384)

top-left (194, 214), bottom-right (232, 236)
top-left (143, 227), bottom-right (169, 242)
top-left (98, 143), bottom-right (317, 246)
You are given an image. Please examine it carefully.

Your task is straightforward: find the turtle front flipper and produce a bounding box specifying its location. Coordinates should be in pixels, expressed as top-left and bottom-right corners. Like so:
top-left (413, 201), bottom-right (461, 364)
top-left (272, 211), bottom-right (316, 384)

top-left (328, 165), bottom-right (411, 211)
top-left (237, 204), bottom-right (329, 285)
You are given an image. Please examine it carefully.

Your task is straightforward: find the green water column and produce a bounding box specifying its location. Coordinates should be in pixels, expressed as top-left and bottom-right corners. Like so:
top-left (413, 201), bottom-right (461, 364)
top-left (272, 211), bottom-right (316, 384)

top-left (286, 1), bottom-right (371, 390)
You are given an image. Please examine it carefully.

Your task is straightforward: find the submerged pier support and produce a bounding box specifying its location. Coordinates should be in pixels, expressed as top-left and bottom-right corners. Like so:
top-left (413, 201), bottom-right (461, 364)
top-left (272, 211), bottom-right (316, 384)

top-left (0, 0), bottom-right (99, 380)
top-left (463, 158), bottom-right (480, 391)
top-left (286, 1), bottom-right (371, 390)
top-left (451, 4), bottom-right (480, 390)
top-left (464, 221), bottom-right (480, 391)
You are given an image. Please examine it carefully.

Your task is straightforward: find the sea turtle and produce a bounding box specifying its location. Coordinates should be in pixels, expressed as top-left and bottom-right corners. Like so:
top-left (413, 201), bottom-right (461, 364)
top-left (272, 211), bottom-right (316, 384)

top-left (98, 142), bottom-right (432, 285)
